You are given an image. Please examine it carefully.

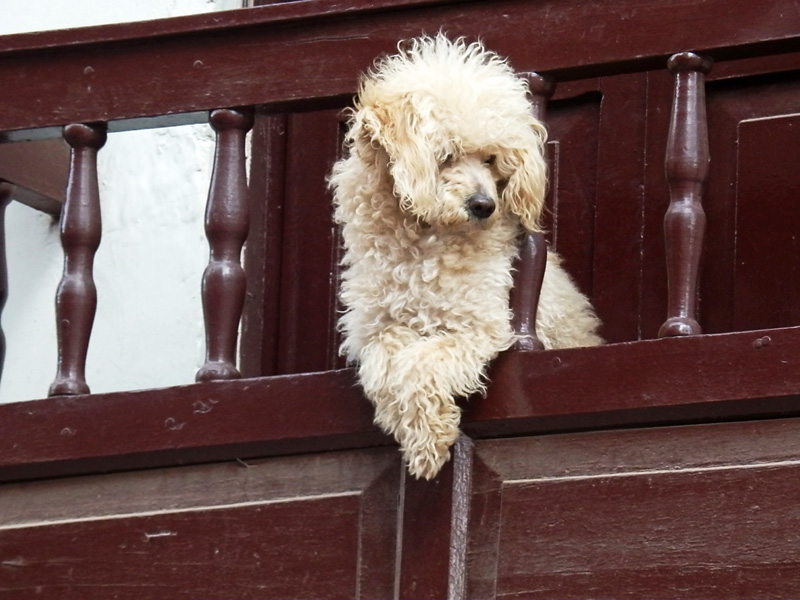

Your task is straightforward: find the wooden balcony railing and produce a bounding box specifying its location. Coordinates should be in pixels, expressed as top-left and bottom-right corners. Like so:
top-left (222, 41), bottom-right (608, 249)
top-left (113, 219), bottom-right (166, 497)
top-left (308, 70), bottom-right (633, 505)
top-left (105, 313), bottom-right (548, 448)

top-left (1, 0), bottom-right (799, 482)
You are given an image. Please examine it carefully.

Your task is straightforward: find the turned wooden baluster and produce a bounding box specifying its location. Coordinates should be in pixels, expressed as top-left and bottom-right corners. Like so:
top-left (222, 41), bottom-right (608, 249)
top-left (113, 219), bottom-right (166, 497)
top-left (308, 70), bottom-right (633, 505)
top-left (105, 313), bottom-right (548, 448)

top-left (196, 107), bottom-right (254, 382)
top-left (0, 183), bottom-right (12, 384)
top-left (659, 52), bottom-right (712, 338)
top-left (510, 72), bottom-right (555, 351)
top-left (49, 123), bottom-right (107, 396)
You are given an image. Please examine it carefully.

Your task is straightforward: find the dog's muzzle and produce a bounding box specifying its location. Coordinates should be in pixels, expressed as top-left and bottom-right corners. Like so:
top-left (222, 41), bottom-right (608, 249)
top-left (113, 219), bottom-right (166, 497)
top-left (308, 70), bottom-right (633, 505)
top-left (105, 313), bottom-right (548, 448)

top-left (466, 192), bottom-right (496, 219)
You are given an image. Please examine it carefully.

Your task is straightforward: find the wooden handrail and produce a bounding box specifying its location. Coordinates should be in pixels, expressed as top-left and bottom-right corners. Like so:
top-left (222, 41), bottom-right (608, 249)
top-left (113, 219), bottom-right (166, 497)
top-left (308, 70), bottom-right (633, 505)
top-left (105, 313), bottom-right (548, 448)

top-left (3, 325), bottom-right (800, 483)
top-left (0, 0), bottom-right (797, 140)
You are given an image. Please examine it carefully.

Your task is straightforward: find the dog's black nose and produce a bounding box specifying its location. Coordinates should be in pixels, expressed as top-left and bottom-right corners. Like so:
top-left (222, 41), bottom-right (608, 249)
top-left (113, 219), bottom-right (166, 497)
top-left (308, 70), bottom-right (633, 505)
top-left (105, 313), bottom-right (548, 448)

top-left (466, 193), bottom-right (496, 219)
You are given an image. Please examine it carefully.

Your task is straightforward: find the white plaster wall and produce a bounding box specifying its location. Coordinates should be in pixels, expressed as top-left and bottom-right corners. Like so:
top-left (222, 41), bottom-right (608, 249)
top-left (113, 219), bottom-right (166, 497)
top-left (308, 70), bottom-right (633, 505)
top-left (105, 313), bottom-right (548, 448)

top-left (1, 0), bottom-right (244, 403)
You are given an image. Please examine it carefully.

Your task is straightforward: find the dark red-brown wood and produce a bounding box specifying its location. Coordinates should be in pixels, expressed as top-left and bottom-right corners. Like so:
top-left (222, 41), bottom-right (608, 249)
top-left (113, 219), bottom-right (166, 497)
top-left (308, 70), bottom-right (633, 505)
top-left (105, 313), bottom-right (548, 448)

top-left (0, 183), bottom-right (11, 383)
top-left (49, 123), bottom-right (106, 397)
top-left (468, 418), bottom-right (800, 598)
top-left (510, 73), bottom-right (554, 351)
top-left (2, 2), bottom-right (800, 598)
top-left (1, 448), bottom-right (401, 599)
top-left (0, 138), bottom-right (67, 215)
top-left (659, 52), bottom-right (712, 337)
top-left (395, 436), bottom-right (471, 600)
top-left (5, 325), bottom-right (800, 484)
top-left (197, 107), bottom-right (253, 382)
top-left (240, 113), bottom-right (288, 378)
top-left (0, 0), bottom-right (797, 140)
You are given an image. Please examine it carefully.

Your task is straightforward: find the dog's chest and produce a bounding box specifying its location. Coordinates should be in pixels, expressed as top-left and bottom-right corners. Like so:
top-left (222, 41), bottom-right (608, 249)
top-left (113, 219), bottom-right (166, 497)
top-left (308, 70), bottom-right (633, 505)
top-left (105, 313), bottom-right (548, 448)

top-left (375, 227), bottom-right (516, 306)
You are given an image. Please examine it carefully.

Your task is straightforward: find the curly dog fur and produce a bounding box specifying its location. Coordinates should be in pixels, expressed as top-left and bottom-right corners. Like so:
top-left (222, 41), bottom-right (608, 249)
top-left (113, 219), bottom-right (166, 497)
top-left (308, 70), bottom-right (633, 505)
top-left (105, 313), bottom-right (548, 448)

top-left (330, 35), bottom-right (602, 479)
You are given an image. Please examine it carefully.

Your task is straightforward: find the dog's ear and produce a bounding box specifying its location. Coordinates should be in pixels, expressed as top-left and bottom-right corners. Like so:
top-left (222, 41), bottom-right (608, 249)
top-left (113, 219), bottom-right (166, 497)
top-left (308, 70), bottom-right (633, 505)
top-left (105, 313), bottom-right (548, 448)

top-left (501, 124), bottom-right (548, 233)
top-left (350, 99), bottom-right (438, 214)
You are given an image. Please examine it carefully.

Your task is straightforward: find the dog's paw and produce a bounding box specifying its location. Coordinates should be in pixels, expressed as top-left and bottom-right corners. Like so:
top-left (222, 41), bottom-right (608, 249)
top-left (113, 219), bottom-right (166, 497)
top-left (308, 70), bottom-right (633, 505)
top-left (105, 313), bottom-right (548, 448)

top-left (401, 419), bottom-right (460, 480)
top-left (405, 439), bottom-right (453, 480)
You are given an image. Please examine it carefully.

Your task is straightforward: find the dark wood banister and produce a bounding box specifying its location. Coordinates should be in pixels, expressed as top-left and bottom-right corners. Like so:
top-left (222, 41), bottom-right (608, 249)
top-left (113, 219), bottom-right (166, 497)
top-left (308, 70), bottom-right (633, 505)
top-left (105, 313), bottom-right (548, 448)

top-left (0, 0), bottom-right (797, 140)
top-left (0, 0), bottom-right (799, 482)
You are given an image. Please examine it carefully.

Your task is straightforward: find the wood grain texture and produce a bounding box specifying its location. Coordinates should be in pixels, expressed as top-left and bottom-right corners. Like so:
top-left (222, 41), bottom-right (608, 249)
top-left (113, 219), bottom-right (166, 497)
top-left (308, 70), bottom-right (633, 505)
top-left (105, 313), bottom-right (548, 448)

top-left (659, 52), bottom-right (712, 338)
top-left (0, 369), bottom-right (381, 482)
top-left (5, 325), bottom-right (800, 482)
top-left (0, 138), bottom-right (68, 211)
top-left (0, 185), bottom-right (10, 385)
top-left (1, 448), bottom-right (400, 599)
top-left (0, 0), bottom-right (797, 139)
top-left (240, 112), bottom-right (288, 378)
top-left (197, 108), bottom-right (254, 382)
top-left (49, 123), bottom-right (107, 397)
top-left (470, 418), bottom-right (800, 599)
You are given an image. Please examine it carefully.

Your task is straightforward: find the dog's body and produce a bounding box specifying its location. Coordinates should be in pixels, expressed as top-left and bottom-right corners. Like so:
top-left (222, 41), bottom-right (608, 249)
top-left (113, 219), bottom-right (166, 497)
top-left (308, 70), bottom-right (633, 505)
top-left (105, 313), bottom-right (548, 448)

top-left (330, 36), bottom-right (602, 479)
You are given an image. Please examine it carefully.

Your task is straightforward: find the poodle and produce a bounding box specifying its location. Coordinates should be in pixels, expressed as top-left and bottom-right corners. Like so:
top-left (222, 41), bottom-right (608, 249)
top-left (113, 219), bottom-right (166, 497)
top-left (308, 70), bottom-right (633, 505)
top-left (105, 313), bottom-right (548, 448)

top-left (329, 35), bottom-right (602, 480)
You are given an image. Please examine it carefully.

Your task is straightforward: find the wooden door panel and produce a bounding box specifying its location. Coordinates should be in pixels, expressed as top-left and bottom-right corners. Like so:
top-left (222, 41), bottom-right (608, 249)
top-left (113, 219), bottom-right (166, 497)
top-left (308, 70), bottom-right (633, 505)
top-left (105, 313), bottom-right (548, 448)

top-left (703, 68), bottom-right (800, 334)
top-left (545, 87), bottom-right (602, 299)
top-left (734, 112), bottom-right (800, 331)
top-left (1, 448), bottom-right (401, 599)
top-left (2, 498), bottom-right (360, 599)
top-left (276, 108), bottom-right (346, 375)
top-left (467, 418), bottom-right (800, 599)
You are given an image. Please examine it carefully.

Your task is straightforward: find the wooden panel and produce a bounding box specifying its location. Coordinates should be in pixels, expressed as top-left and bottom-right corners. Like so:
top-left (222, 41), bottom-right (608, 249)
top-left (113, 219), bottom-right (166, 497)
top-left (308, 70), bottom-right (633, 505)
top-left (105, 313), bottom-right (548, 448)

top-left (545, 87), bottom-right (601, 297)
top-left (591, 73), bottom-right (648, 342)
top-left (241, 113), bottom-right (288, 377)
top-left (699, 66), bottom-right (800, 334)
top-left (0, 448), bottom-right (400, 599)
top-left (243, 108), bottom-right (346, 376)
top-left (276, 109), bottom-right (345, 374)
top-left (469, 418), bottom-right (800, 599)
top-left (734, 112), bottom-right (800, 330)
top-left (638, 66), bottom-right (675, 339)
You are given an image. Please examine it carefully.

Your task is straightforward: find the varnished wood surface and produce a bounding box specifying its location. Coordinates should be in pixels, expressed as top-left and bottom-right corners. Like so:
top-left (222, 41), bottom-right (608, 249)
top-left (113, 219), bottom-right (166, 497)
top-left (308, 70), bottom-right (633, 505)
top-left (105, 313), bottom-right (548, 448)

top-left (0, 0), bottom-right (798, 139)
top-left (0, 138), bottom-right (67, 211)
top-left (659, 53), bottom-right (711, 337)
top-left (4, 325), bottom-right (800, 482)
top-left (1, 448), bottom-right (400, 599)
top-left (48, 123), bottom-right (106, 397)
top-left (2, 2), bottom-right (800, 597)
top-left (470, 418), bottom-right (800, 598)
top-left (196, 108), bottom-right (253, 382)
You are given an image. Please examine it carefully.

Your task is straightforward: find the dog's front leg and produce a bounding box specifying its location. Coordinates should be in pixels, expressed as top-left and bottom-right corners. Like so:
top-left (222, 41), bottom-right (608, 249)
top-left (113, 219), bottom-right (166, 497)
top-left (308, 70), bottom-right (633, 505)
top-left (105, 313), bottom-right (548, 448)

top-left (359, 330), bottom-right (486, 479)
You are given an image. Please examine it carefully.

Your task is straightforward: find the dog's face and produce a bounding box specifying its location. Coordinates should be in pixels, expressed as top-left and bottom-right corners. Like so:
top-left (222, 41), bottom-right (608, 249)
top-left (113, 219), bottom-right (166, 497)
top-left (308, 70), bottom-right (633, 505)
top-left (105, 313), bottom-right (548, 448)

top-left (433, 152), bottom-right (505, 226)
top-left (351, 101), bottom-right (548, 232)
top-left (346, 36), bottom-right (549, 232)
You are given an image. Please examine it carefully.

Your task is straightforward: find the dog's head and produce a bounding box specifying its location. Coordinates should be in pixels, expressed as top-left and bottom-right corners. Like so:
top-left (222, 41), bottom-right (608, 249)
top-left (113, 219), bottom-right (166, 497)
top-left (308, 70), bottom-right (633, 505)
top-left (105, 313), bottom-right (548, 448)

top-left (346, 35), bottom-right (548, 232)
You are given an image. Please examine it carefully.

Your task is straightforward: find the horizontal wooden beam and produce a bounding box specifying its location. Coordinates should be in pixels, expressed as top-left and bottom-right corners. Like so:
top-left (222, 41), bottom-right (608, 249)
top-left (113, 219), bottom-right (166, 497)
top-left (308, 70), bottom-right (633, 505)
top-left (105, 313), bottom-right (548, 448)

top-left (470, 325), bottom-right (800, 437)
top-left (1, 0), bottom-right (798, 139)
top-left (0, 369), bottom-right (382, 482)
top-left (3, 325), bottom-right (800, 482)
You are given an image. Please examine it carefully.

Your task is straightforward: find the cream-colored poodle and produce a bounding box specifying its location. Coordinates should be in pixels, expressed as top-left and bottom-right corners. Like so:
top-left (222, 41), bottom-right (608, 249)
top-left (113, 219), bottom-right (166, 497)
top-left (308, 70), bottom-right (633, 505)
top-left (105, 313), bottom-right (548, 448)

top-left (330, 35), bottom-right (602, 479)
